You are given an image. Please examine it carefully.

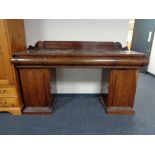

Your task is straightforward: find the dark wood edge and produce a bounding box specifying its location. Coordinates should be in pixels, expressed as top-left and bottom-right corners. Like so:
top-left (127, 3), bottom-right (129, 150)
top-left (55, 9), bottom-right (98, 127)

top-left (23, 94), bottom-right (57, 115)
top-left (11, 56), bottom-right (149, 67)
top-left (28, 41), bottom-right (123, 50)
top-left (100, 95), bottom-right (135, 115)
top-left (14, 66), bottom-right (145, 69)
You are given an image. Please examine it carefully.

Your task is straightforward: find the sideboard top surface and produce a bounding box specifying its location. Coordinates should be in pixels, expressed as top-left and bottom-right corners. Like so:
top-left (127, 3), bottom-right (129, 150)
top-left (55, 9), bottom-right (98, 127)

top-left (12, 49), bottom-right (146, 57)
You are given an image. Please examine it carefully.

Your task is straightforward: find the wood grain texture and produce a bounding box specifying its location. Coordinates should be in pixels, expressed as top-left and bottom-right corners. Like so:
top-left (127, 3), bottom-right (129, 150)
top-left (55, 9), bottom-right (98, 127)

top-left (0, 86), bottom-right (17, 97)
top-left (0, 80), bottom-right (9, 85)
top-left (0, 107), bottom-right (22, 115)
top-left (0, 20), bottom-right (13, 84)
top-left (31, 41), bottom-right (123, 50)
top-left (19, 69), bottom-right (51, 107)
top-left (110, 69), bottom-right (138, 107)
top-left (19, 69), bottom-right (56, 114)
top-left (5, 19), bottom-right (26, 52)
top-left (0, 97), bottom-right (18, 107)
top-left (5, 19), bottom-right (27, 113)
top-left (101, 69), bottom-right (139, 115)
top-left (11, 56), bottom-right (148, 68)
top-left (0, 19), bottom-right (26, 115)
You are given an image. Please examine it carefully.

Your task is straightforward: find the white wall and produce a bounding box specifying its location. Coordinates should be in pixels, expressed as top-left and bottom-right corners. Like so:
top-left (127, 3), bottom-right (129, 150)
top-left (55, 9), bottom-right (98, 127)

top-left (24, 19), bottom-right (129, 93)
top-left (148, 37), bottom-right (155, 75)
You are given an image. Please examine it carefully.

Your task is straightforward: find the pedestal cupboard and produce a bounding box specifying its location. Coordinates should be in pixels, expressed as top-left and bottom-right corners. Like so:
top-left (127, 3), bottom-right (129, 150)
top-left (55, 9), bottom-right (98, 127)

top-left (0, 19), bottom-right (26, 115)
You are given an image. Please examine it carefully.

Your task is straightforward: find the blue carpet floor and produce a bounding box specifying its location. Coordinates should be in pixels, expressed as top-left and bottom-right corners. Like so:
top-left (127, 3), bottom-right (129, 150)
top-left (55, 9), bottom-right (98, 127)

top-left (0, 73), bottom-right (155, 135)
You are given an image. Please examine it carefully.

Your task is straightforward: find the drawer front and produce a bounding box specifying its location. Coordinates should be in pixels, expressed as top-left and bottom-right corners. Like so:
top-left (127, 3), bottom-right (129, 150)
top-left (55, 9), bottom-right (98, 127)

top-left (0, 98), bottom-right (18, 107)
top-left (0, 87), bottom-right (17, 97)
top-left (0, 80), bottom-right (9, 85)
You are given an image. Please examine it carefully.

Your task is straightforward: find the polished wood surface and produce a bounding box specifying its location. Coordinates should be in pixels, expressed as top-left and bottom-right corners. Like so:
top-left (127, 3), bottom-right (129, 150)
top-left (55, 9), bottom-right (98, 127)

top-left (12, 50), bottom-right (148, 69)
top-left (100, 69), bottom-right (139, 114)
top-left (6, 20), bottom-right (26, 52)
top-left (12, 41), bottom-right (149, 115)
top-left (19, 69), bottom-right (56, 114)
top-left (29, 41), bottom-right (123, 50)
top-left (0, 19), bottom-right (26, 115)
top-left (0, 20), bottom-right (12, 84)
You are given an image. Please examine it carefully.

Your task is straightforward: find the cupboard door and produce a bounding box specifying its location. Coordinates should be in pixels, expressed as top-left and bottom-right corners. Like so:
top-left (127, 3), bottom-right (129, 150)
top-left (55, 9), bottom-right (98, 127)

top-left (108, 69), bottom-right (138, 108)
top-left (19, 69), bottom-right (55, 114)
top-left (100, 69), bottom-right (138, 115)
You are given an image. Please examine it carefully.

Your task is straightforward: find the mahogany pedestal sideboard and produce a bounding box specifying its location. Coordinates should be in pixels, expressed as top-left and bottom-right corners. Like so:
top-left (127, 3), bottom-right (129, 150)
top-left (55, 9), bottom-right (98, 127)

top-left (11, 41), bottom-right (149, 115)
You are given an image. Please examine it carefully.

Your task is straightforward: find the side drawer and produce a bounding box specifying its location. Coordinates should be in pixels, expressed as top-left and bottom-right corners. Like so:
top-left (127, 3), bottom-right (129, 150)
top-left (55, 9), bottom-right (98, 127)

top-left (0, 97), bottom-right (19, 107)
top-left (0, 80), bottom-right (9, 85)
top-left (0, 87), bottom-right (17, 97)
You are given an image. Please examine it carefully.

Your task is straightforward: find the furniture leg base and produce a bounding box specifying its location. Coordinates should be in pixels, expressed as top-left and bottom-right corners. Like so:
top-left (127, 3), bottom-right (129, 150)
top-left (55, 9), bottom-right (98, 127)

top-left (23, 94), bottom-right (57, 115)
top-left (0, 107), bottom-right (22, 115)
top-left (100, 96), bottom-right (135, 115)
top-left (23, 107), bottom-right (53, 115)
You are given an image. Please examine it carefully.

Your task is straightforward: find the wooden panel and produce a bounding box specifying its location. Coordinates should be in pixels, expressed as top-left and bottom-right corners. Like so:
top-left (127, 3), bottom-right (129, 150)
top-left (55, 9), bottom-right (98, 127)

top-left (109, 69), bottom-right (138, 108)
top-left (19, 69), bottom-right (56, 114)
top-left (100, 69), bottom-right (139, 115)
top-left (0, 80), bottom-right (9, 85)
top-left (0, 19), bottom-right (26, 85)
top-left (4, 19), bottom-right (27, 110)
top-left (5, 19), bottom-right (26, 52)
top-left (19, 69), bottom-right (50, 107)
top-left (0, 86), bottom-right (17, 97)
top-left (0, 20), bottom-right (13, 83)
top-left (0, 97), bottom-right (18, 107)
top-left (33, 41), bottom-right (123, 50)
top-left (0, 19), bottom-right (26, 115)
top-left (0, 54), bottom-right (6, 79)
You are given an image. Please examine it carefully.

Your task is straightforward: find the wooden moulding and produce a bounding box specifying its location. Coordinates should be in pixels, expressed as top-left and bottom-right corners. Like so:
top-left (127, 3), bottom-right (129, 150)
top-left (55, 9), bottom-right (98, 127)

top-left (30, 41), bottom-right (123, 50)
top-left (11, 56), bottom-right (149, 68)
top-left (0, 20), bottom-right (26, 115)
